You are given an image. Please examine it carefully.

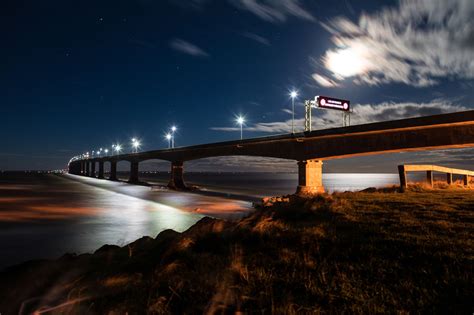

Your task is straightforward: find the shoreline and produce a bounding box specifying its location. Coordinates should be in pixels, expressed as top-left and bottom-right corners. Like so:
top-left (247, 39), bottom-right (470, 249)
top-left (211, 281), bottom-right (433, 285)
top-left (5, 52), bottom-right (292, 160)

top-left (0, 187), bottom-right (472, 313)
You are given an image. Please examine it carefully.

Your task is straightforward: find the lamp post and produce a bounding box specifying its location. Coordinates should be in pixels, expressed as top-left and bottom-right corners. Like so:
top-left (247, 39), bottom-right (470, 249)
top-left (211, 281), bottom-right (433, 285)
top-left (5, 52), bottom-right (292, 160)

top-left (236, 116), bottom-right (245, 140)
top-left (131, 138), bottom-right (140, 153)
top-left (171, 126), bottom-right (177, 148)
top-left (114, 144), bottom-right (122, 155)
top-left (165, 133), bottom-right (172, 149)
top-left (290, 90), bottom-right (298, 133)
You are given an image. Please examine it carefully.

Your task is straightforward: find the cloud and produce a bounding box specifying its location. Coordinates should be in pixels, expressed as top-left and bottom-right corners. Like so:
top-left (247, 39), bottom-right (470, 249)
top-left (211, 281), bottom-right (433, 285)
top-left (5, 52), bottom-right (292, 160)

top-left (312, 73), bottom-right (339, 87)
top-left (318, 0), bottom-right (474, 87)
top-left (170, 38), bottom-right (209, 57)
top-left (241, 32), bottom-right (271, 46)
top-left (211, 99), bottom-right (468, 133)
top-left (230, 0), bottom-right (314, 23)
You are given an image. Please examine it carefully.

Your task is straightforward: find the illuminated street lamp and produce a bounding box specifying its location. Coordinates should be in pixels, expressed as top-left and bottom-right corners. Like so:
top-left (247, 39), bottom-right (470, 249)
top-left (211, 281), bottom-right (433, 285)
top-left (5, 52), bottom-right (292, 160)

top-left (290, 90), bottom-right (298, 133)
top-left (131, 138), bottom-right (140, 153)
top-left (104, 148), bottom-right (109, 156)
top-left (171, 125), bottom-right (177, 148)
top-left (236, 115), bottom-right (245, 140)
top-left (165, 133), bottom-right (172, 148)
top-left (114, 144), bottom-right (122, 155)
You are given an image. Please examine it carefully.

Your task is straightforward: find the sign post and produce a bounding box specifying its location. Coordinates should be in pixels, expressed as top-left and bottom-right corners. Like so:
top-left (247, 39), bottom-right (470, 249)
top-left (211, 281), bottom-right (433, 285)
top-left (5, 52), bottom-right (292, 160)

top-left (304, 95), bottom-right (351, 132)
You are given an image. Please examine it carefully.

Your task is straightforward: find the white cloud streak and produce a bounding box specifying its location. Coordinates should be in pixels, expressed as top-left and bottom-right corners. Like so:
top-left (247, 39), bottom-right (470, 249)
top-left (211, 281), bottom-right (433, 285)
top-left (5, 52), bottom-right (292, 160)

top-left (230, 0), bottom-right (314, 23)
top-left (211, 99), bottom-right (468, 133)
top-left (170, 38), bottom-right (209, 57)
top-left (241, 32), bottom-right (271, 46)
top-left (318, 0), bottom-right (474, 87)
top-left (312, 73), bottom-right (339, 87)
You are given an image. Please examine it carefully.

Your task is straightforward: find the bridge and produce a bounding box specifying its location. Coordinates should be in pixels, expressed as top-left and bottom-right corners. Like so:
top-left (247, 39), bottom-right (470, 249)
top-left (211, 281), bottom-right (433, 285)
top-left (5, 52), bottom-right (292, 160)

top-left (68, 110), bottom-right (474, 194)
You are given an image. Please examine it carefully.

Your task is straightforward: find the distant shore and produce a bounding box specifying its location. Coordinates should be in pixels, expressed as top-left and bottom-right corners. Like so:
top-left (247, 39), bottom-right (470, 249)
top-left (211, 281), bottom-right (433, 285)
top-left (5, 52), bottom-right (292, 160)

top-left (1, 186), bottom-right (472, 313)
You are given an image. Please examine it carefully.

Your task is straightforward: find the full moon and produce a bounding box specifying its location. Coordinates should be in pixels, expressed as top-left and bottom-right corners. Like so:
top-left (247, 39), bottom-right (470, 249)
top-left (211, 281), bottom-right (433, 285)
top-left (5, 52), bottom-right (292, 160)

top-left (324, 46), bottom-right (369, 78)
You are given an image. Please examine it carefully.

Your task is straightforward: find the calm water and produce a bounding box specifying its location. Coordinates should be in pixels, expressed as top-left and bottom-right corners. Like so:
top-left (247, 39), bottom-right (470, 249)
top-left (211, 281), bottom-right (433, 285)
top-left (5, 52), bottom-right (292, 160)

top-left (0, 172), bottom-right (399, 269)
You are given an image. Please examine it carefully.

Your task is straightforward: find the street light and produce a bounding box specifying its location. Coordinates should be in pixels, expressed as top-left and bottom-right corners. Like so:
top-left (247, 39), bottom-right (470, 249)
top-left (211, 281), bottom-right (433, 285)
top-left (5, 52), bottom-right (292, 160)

top-left (131, 138), bottom-right (140, 153)
top-left (236, 115), bottom-right (245, 140)
top-left (290, 90), bottom-right (298, 133)
top-left (170, 125), bottom-right (177, 148)
top-left (165, 133), bottom-right (172, 148)
top-left (104, 148), bottom-right (109, 156)
top-left (114, 144), bottom-right (122, 155)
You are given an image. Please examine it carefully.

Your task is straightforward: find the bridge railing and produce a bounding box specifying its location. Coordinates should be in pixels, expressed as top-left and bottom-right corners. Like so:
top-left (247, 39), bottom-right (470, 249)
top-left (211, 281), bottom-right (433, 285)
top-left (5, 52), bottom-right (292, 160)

top-left (398, 164), bottom-right (474, 190)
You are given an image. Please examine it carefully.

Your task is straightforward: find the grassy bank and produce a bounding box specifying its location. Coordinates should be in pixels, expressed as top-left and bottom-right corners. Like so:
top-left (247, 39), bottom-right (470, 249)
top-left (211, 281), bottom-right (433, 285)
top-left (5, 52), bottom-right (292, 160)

top-left (0, 188), bottom-right (473, 313)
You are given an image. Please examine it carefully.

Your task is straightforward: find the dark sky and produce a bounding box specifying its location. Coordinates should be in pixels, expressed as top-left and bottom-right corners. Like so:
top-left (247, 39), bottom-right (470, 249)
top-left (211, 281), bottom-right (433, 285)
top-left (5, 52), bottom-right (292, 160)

top-left (2, 0), bottom-right (474, 171)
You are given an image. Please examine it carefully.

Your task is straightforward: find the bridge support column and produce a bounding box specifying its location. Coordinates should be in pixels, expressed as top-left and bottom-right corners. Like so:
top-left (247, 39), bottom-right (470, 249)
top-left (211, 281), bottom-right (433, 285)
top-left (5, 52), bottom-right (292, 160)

top-left (447, 173), bottom-right (453, 185)
top-left (81, 161), bottom-right (85, 175)
top-left (98, 161), bottom-right (104, 179)
top-left (398, 165), bottom-right (407, 191)
top-left (128, 161), bottom-right (139, 183)
top-left (90, 161), bottom-right (96, 177)
top-left (168, 161), bottom-right (187, 189)
top-left (109, 161), bottom-right (117, 180)
top-left (85, 161), bottom-right (90, 176)
top-left (426, 171), bottom-right (433, 187)
top-left (296, 160), bottom-right (324, 195)
top-left (463, 175), bottom-right (469, 187)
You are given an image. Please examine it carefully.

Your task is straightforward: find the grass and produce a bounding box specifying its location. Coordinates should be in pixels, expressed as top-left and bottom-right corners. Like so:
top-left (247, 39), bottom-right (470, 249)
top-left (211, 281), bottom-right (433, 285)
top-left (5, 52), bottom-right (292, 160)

top-left (0, 188), bottom-right (472, 314)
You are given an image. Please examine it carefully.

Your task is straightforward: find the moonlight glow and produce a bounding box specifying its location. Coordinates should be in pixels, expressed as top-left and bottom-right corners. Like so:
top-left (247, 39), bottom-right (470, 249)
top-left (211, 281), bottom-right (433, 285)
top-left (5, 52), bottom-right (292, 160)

top-left (324, 46), bottom-right (370, 78)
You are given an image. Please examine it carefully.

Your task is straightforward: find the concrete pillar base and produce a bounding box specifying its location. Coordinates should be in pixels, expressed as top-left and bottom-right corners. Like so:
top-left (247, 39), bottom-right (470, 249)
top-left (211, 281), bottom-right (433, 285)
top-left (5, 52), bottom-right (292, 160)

top-left (426, 171), bottom-right (433, 187)
top-left (398, 165), bottom-right (407, 191)
top-left (168, 161), bottom-right (187, 189)
top-left (109, 161), bottom-right (118, 181)
top-left (128, 161), bottom-right (139, 183)
top-left (296, 160), bottom-right (324, 195)
top-left (98, 161), bottom-right (104, 179)
top-left (90, 162), bottom-right (96, 178)
top-left (463, 175), bottom-right (469, 186)
top-left (447, 173), bottom-right (453, 185)
top-left (84, 161), bottom-right (90, 176)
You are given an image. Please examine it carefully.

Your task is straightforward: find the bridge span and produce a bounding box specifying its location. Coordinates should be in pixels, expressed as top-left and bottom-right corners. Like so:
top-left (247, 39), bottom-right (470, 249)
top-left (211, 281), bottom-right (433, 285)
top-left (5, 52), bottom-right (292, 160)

top-left (68, 110), bottom-right (474, 194)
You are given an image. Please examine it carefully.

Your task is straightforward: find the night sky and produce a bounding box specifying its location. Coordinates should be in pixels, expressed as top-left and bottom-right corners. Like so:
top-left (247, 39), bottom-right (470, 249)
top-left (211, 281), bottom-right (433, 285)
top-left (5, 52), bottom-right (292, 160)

top-left (2, 0), bottom-right (474, 171)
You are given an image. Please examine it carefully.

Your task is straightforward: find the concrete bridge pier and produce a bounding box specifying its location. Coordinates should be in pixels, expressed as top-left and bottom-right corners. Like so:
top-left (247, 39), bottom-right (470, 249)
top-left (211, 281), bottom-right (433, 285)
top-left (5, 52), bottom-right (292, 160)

top-left (296, 160), bottom-right (324, 195)
top-left (463, 175), bottom-right (470, 186)
top-left (85, 161), bottom-right (90, 176)
top-left (98, 161), bottom-right (104, 179)
top-left (447, 173), bottom-right (453, 185)
top-left (128, 161), bottom-right (139, 183)
top-left (80, 161), bottom-right (85, 175)
top-left (426, 171), bottom-right (433, 187)
top-left (168, 161), bottom-right (187, 189)
top-left (109, 161), bottom-right (117, 180)
top-left (90, 161), bottom-right (96, 177)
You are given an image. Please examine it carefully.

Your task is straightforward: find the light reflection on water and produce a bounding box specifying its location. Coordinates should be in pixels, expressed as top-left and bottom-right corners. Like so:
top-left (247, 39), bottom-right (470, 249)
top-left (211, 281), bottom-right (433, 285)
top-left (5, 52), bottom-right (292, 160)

top-left (0, 172), bottom-right (399, 269)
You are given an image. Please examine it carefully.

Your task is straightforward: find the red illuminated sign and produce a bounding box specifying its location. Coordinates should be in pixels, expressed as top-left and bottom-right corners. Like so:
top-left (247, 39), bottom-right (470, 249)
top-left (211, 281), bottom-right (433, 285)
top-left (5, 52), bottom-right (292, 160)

top-left (317, 96), bottom-right (350, 112)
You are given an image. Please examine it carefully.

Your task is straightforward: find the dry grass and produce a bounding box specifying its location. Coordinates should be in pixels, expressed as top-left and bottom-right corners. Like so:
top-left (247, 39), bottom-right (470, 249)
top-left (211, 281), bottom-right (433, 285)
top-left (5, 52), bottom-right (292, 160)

top-left (0, 190), bottom-right (473, 314)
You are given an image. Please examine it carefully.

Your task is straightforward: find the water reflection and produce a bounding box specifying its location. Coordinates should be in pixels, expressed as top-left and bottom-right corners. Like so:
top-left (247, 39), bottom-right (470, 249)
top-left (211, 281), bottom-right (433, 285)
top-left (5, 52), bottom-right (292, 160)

top-left (0, 173), bottom-right (209, 268)
top-left (0, 171), bottom-right (399, 269)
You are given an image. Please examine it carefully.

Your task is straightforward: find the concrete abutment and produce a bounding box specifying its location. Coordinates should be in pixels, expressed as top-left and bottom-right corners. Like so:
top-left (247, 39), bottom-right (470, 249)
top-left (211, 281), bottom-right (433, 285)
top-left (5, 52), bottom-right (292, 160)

top-left (296, 159), bottom-right (324, 195)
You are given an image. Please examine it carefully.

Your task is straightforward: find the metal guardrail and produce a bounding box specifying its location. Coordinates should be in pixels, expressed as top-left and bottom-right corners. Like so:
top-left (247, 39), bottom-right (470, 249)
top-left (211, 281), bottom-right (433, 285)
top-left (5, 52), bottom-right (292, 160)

top-left (398, 164), bottom-right (474, 190)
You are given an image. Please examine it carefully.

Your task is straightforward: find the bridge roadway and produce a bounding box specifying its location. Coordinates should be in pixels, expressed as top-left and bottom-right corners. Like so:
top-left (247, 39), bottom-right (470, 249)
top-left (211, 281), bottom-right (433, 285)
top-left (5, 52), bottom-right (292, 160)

top-left (68, 110), bottom-right (474, 194)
